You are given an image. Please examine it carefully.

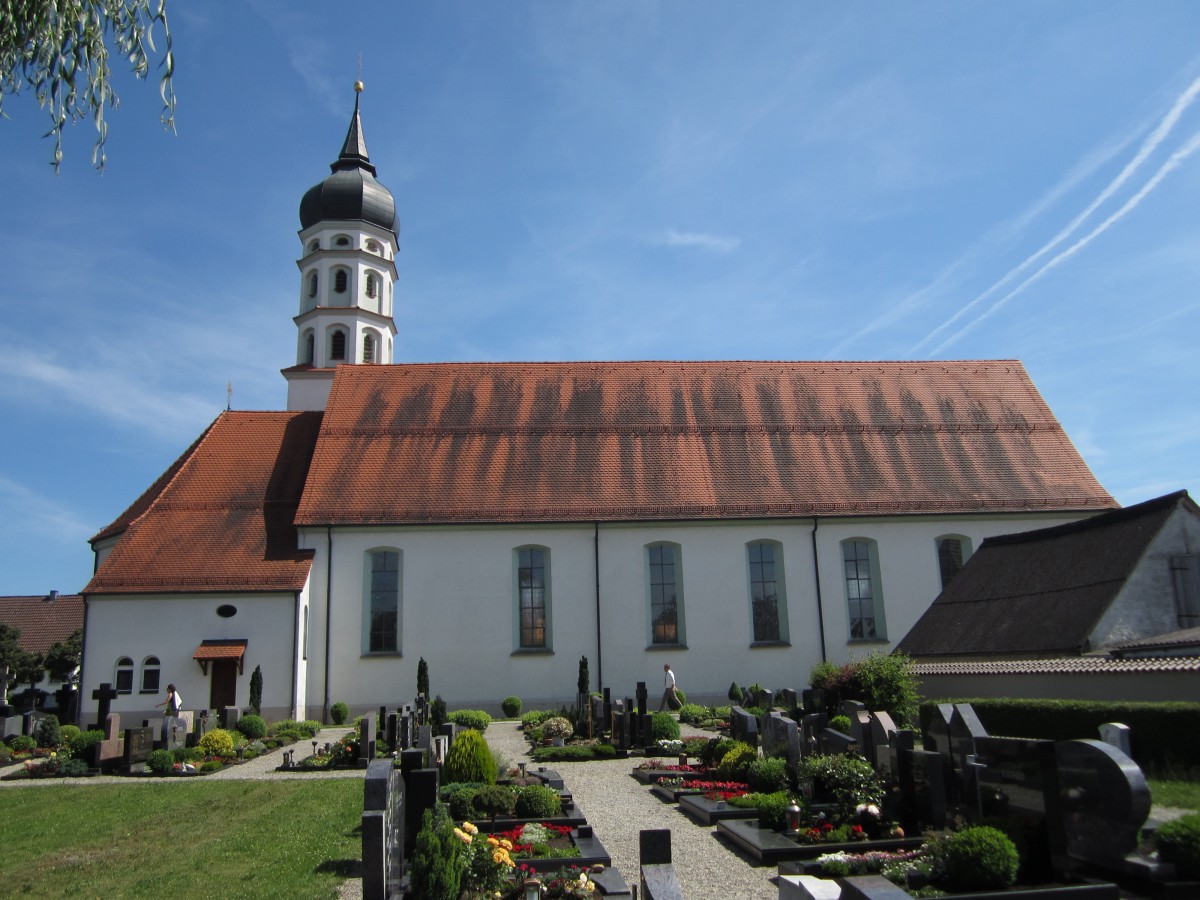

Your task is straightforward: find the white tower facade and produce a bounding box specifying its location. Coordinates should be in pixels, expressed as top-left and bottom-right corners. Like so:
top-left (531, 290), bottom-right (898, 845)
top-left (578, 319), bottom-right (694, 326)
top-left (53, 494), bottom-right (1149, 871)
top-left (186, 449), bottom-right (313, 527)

top-left (284, 84), bottom-right (399, 412)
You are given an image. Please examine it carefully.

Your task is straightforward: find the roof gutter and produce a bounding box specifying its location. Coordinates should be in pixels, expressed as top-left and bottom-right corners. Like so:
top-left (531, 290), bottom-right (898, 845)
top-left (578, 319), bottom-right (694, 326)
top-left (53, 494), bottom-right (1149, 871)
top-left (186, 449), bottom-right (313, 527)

top-left (594, 522), bottom-right (602, 693)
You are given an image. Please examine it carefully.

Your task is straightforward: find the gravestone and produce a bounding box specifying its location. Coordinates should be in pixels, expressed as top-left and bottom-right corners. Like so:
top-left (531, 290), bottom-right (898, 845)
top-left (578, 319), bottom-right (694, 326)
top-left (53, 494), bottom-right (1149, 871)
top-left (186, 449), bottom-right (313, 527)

top-left (385, 712), bottom-right (398, 753)
top-left (192, 711), bottom-right (212, 745)
top-left (163, 716), bottom-right (187, 752)
top-left (817, 727), bottom-right (856, 756)
top-left (603, 687), bottom-right (612, 736)
top-left (801, 688), bottom-right (825, 716)
top-left (908, 748), bottom-right (949, 830)
top-left (416, 724), bottom-right (432, 754)
top-left (90, 682), bottom-right (119, 731)
top-left (800, 711), bottom-right (828, 754)
top-left (21, 710), bottom-right (35, 736)
top-left (362, 759), bottom-right (405, 900)
top-left (759, 689), bottom-right (775, 710)
top-left (359, 714), bottom-right (377, 766)
top-left (431, 735), bottom-right (448, 767)
top-left (399, 747), bottom-right (425, 775)
top-left (1099, 722), bottom-right (1133, 759)
top-left (777, 689), bottom-right (799, 717)
top-left (1055, 738), bottom-right (1151, 869)
top-left (93, 712), bottom-right (123, 771)
top-left (889, 729), bottom-right (919, 831)
top-left (948, 704), bottom-right (989, 813)
top-left (611, 702), bottom-right (629, 752)
top-left (402, 767), bottom-right (439, 857)
top-left (868, 711), bottom-right (898, 777)
top-left (842, 701), bottom-right (871, 757)
top-left (730, 706), bottom-right (759, 748)
top-left (438, 721), bottom-right (457, 746)
top-left (123, 726), bottom-right (155, 773)
top-left (640, 713), bottom-right (656, 751)
top-left (0, 709), bottom-right (21, 739)
top-left (398, 712), bottom-right (412, 750)
top-left (972, 735), bottom-right (1064, 875)
top-left (220, 706), bottom-right (241, 731)
top-left (762, 712), bottom-right (801, 768)
top-left (923, 703), bottom-right (955, 757)
top-left (636, 682), bottom-right (648, 717)
top-left (591, 695), bottom-right (606, 738)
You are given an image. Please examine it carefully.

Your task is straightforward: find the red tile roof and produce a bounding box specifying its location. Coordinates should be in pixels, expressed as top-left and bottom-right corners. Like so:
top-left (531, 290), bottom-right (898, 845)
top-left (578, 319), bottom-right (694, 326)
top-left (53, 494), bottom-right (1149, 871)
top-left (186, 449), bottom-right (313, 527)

top-left (912, 656), bottom-right (1200, 675)
top-left (295, 360), bottom-right (1113, 525)
top-left (85, 411), bottom-right (322, 595)
top-left (0, 595), bottom-right (84, 654)
top-left (193, 640), bottom-right (247, 661)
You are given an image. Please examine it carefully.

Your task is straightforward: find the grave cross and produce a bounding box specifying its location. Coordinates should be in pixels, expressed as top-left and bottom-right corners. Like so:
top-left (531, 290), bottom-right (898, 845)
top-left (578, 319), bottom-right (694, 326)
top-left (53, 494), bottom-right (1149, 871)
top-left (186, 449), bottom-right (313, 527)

top-left (91, 682), bottom-right (119, 730)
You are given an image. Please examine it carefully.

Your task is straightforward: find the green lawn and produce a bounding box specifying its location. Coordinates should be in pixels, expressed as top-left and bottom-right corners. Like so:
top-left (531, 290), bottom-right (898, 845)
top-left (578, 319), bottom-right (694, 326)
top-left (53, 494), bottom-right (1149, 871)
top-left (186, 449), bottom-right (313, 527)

top-left (1150, 778), bottom-right (1200, 813)
top-left (0, 779), bottom-right (362, 898)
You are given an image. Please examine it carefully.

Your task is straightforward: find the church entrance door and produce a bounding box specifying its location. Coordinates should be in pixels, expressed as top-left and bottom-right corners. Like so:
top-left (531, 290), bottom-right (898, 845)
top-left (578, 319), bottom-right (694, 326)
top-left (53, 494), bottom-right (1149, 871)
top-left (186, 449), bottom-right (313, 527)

top-left (209, 659), bottom-right (238, 711)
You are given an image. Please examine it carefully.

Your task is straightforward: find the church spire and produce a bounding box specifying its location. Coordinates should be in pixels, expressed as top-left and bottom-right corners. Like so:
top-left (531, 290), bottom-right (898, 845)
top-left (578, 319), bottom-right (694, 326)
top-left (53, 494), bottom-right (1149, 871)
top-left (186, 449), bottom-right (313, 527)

top-left (285, 84), bottom-right (399, 412)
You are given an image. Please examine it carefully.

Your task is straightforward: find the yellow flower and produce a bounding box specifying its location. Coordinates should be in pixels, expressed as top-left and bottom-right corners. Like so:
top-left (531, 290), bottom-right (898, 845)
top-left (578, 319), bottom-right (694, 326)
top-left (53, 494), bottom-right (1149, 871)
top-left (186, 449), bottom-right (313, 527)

top-left (499, 839), bottom-right (513, 850)
top-left (453, 828), bottom-right (472, 844)
top-left (492, 850), bottom-right (506, 864)
top-left (487, 836), bottom-right (500, 847)
top-left (462, 821), bottom-right (478, 835)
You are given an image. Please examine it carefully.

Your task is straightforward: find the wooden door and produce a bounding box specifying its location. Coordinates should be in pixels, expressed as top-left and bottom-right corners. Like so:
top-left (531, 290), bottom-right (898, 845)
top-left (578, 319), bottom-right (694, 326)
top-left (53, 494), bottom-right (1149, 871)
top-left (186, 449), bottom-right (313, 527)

top-left (209, 659), bottom-right (238, 712)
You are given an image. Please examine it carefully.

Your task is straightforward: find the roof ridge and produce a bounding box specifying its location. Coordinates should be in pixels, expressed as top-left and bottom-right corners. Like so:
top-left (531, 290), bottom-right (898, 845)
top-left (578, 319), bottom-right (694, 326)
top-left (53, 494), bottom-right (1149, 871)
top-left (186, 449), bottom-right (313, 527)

top-left (980, 489), bottom-right (1189, 548)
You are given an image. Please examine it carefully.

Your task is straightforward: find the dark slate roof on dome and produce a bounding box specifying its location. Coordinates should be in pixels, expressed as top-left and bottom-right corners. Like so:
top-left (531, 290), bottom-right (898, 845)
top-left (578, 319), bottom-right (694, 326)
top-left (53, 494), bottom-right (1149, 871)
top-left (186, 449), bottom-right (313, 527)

top-left (299, 90), bottom-right (398, 234)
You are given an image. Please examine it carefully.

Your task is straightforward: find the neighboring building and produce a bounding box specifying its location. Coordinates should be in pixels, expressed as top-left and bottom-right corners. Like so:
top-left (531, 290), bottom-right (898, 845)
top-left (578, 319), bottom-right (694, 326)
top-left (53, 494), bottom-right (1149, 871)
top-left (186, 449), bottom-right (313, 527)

top-left (0, 593), bottom-right (84, 709)
top-left (897, 490), bottom-right (1200, 702)
top-left (77, 88), bottom-right (1116, 724)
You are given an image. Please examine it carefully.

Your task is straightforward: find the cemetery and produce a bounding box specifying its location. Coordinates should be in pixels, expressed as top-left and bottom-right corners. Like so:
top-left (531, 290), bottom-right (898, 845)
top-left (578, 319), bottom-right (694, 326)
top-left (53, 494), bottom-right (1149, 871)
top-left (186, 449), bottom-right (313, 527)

top-left (4, 657), bottom-right (1200, 899)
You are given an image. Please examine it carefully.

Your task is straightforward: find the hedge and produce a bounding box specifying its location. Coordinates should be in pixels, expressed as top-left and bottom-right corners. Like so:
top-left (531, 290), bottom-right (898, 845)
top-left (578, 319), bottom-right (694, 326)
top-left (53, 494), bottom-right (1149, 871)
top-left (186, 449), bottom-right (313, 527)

top-left (920, 698), bottom-right (1200, 773)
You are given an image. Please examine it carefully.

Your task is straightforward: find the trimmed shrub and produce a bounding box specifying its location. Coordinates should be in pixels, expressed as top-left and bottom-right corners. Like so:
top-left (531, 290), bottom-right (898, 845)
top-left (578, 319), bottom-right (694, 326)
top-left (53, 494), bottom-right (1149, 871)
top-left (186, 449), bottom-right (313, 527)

top-left (828, 715), bottom-right (852, 733)
top-left (449, 709), bottom-right (492, 733)
top-left (274, 726), bottom-right (305, 743)
top-left (520, 709), bottom-right (556, 727)
top-left (65, 729), bottom-right (103, 760)
top-left (716, 742), bottom-right (757, 780)
top-left (60, 758), bottom-right (89, 777)
top-left (729, 790), bottom-right (792, 830)
top-left (147, 749), bottom-right (175, 774)
top-left (651, 711), bottom-right (680, 741)
top-left (728, 681), bottom-right (742, 703)
top-left (682, 736), bottom-right (710, 757)
top-left (409, 806), bottom-right (462, 900)
top-left (472, 784), bottom-right (517, 819)
top-left (443, 729), bottom-right (496, 785)
top-left (330, 702), bottom-right (350, 725)
top-left (531, 744), bottom-right (616, 762)
top-left (1155, 812), bottom-right (1200, 879)
top-left (747, 756), bottom-right (791, 793)
top-left (541, 716), bottom-right (573, 740)
top-left (678, 703), bottom-right (707, 724)
top-left (59, 724), bottom-right (81, 745)
top-left (935, 826), bottom-right (1019, 892)
top-left (34, 714), bottom-right (61, 748)
top-left (198, 728), bottom-right (236, 758)
top-left (501, 695), bottom-right (523, 718)
top-left (448, 786), bottom-right (476, 822)
top-left (700, 737), bottom-right (740, 768)
top-left (237, 714), bottom-right (267, 740)
top-left (8, 734), bottom-right (36, 753)
top-left (796, 752), bottom-right (885, 819)
top-left (199, 760), bottom-right (223, 773)
top-left (674, 688), bottom-right (687, 705)
top-left (516, 784), bottom-right (562, 818)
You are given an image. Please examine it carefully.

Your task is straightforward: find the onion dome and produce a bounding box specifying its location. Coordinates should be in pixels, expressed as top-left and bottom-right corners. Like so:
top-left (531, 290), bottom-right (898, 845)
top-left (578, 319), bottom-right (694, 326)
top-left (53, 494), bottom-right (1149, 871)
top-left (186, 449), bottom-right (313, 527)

top-left (299, 83), bottom-right (398, 234)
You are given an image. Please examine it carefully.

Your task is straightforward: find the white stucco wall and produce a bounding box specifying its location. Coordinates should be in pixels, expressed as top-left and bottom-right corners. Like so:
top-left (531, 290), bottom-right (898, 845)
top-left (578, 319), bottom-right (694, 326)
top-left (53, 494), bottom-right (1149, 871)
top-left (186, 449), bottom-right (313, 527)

top-left (82, 592), bottom-right (301, 726)
top-left (1089, 506), bottom-right (1200, 648)
top-left (299, 510), bottom-right (1089, 718)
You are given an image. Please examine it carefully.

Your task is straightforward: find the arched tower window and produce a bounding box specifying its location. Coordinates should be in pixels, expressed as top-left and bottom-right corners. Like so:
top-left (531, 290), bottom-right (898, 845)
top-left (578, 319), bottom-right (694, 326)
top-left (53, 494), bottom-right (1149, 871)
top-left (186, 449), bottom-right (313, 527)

top-left (307, 239), bottom-right (320, 253)
top-left (334, 269), bottom-right (348, 294)
top-left (304, 331), bottom-right (315, 365)
top-left (115, 657), bottom-right (134, 694)
top-left (363, 332), bottom-right (376, 364)
top-left (140, 656), bottom-right (161, 693)
top-left (366, 239), bottom-right (382, 254)
top-left (334, 234), bottom-right (351, 248)
top-left (365, 272), bottom-right (378, 299)
top-left (307, 271), bottom-right (318, 298)
top-left (330, 329), bottom-right (347, 361)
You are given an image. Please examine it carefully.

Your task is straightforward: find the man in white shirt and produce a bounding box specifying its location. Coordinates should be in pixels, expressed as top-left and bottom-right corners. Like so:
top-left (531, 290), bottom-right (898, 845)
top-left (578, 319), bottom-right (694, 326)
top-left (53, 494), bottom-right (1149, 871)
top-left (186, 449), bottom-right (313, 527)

top-left (659, 663), bottom-right (678, 711)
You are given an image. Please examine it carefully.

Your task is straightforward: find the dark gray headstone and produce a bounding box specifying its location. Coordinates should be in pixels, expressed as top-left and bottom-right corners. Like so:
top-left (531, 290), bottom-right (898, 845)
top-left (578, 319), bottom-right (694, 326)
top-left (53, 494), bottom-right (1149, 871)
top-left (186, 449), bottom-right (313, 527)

top-left (909, 748), bottom-right (949, 830)
top-left (1055, 738), bottom-right (1150, 867)
top-left (399, 748), bottom-right (425, 775)
top-left (818, 727), bottom-right (856, 756)
top-left (972, 734), bottom-right (1064, 869)
top-left (802, 688), bottom-right (825, 716)
top-left (220, 706), bottom-right (241, 731)
top-left (636, 681), bottom-right (648, 717)
top-left (416, 724), bottom-right (432, 752)
top-left (363, 759), bottom-right (405, 900)
top-left (924, 703), bottom-right (955, 756)
top-left (360, 714), bottom-right (378, 765)
top-left (90, 682), bottom-right (119, 731)
top-left (777, 689), bottom-right (799, 716)
top-left (123, 726), bottom-right (155, 770)
top-left (163, 716), bottom-right (187, 751)
top-left (759, 689), bottom-right (775, 709)
top-left (403, 768), bottom-right (439, 857)
top-left (385, 712), bottom-right (398, 753)
top-left (869, 711), bottom-right (898, 776)
top-left (640, 828), bottom-right (672, 865)
top-left (800, 711), bottom-right (828, 754)
top-left (762, 712), bottom-right (800, 768)
top-left (730, 706), bottom-right (759, 748)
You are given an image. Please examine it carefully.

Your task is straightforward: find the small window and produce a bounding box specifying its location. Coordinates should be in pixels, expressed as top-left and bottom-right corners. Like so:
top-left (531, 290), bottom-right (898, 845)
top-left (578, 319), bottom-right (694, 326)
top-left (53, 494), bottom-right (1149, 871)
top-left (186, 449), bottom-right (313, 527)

top-left (330, 330), bottom-right (346, 361)
top-left (140, 656), bottom-right (160, 694)
top-left (366, 239), bottom-right (382, 254)
top-left (936, 536), bottom-right (970, 589)
top-left (307, 271), bottom-right (318, 298)
top-left (334, 269), bottom-right (348, 293)
top-left (334, 235), bottom-right (351, 247)
top-left (216, 604), bottom-right (238, 618)
top-left (363, 332), bottom-right (376, 363)
top-left (365, 272), bottom-right (378, 299)
top-left (304, 333), bottom-right (315, 366)
top-left (307, 239), bottom-right (320, 253)
top-left (115, 657), bottom-right (134, 694)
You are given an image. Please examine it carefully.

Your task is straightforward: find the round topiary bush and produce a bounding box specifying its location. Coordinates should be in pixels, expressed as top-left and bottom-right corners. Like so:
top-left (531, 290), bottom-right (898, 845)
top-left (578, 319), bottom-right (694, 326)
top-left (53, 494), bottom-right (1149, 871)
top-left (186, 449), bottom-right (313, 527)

top-left (716, 742), bottom-right (758, 780)
top-left (651, 711), bottom-right (680, 741)
top-left (472, 784), bottom-right (517, 819)
top-left (515, 784), bottom-right (562, 819)
top-left (65, 729), bottom-right (103, 760)
top-left (502, 695), bottom-right (523, 717)
top-left (198, 727), bottom-right (236, 758)
top-left (828, 715), bottom-right (852, 733)
top-left (747, 756), bottom-right (790, 793)
top-left (330, 701), bottom-right (350, 725)
top-left (937, 825), bottom-right (1020, 892)
top-left (8, 734), bottom-right (36, 753)
top-left (443, 729), bottom-right (497, 785)
top-left (147, 749), bottom-right (175, 774)
top-left (237, 714), bottom-right (267, 740)
top-left (448, 786), bottom-right (476, 822)
top-left (59, 724), bottom-right (81, 745)
top-left (448, 709), bottom-right (492, 733)
top-left (540, 716), bottom-right (574, 741)
top-left (1155, 812), bottom-right (1200, 879)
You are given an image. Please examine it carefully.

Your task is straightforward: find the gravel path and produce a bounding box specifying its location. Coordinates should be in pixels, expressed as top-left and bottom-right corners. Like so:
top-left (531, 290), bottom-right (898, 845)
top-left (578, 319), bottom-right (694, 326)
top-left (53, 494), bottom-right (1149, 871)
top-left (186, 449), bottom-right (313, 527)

top-left (486, 722), bottom-right (778, 899)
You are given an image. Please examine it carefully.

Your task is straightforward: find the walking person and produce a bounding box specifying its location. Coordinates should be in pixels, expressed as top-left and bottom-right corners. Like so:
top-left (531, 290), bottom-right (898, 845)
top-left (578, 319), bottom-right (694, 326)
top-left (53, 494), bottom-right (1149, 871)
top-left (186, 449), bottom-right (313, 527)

top-left (156, 683), bottom-right (183, 743)
top-left (659, 663), bottom-right (680, 711)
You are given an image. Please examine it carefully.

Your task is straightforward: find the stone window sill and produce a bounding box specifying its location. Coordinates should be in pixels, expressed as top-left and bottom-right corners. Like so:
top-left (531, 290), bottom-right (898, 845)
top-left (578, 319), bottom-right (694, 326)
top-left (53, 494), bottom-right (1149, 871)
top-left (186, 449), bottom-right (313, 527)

top-left (511, 648), bottom-right (554, 656)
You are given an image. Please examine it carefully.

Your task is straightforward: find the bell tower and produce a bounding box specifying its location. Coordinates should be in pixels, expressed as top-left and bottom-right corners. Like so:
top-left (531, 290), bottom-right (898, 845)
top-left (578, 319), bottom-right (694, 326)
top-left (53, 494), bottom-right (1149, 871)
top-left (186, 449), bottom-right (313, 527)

top-left (284, 82), bottom-right (399, 411)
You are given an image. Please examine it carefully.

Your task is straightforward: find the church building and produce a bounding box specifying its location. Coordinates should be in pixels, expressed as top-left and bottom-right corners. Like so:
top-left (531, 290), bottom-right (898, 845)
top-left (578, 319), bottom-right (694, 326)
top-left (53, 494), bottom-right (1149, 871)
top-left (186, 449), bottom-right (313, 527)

top-left (78, 88), bottom-right (1116, 724)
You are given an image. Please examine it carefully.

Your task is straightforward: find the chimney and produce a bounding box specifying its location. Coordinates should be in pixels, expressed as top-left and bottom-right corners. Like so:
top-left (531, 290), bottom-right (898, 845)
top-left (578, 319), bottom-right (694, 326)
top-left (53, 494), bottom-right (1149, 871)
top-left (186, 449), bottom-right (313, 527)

top-left (45, 590), bottom-right (58, 603)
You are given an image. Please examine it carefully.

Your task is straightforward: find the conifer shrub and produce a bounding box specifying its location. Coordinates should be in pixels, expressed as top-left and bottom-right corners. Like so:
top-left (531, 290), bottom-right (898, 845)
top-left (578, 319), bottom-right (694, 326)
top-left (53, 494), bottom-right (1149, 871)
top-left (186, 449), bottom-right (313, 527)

top-left (430, 696), bottom-right (448, 730)
top-left (651, 711), bottom-right (680, 741)
top-left (198, 727), bottom-right (236, 758)
top-left (515, 784), bottom-right (563, 818)
top-left (34, 714), bottom-right (61, 748)
top-left (796, 752), bottom-right (885, 819)
top-left (443, 729), bottom-right (496, 785)
top-left (472, 784), bottom-right (517, 820)
top-left (1155, 813), bottom-right (1200, 878)
top-left (8, 734), bottom-right (35, 752)
top-left (728, 681), bottom-right (742, 703)
top-left (502, 695), bottom-right (523, 717)
top-left (409, 807), bottom-right (462, 900)
top-left (236, 714), bottom-right (267, 740)
top-left (60, 758), bottom-right (89, 777)
top-left (449, 709), bottom-right (492, 732)
top-left (934, 825), bottom-right (1019, 891)
top-left (330, 701), bottom-right (349, 725)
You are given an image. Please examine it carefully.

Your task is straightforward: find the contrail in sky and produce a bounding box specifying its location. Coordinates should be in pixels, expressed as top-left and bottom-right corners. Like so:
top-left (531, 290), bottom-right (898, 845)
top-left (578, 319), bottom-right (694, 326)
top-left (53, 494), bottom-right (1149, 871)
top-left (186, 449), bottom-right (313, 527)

top-left (913, 73), bottom-right (1200, 355)
top-left (928, 128), bottom-right (1200, 355)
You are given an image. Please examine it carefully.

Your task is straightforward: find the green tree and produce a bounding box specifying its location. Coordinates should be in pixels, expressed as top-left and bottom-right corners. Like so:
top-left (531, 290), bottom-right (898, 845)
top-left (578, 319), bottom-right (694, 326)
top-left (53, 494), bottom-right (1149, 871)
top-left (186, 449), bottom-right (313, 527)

top-left (417, 657), bottom-right (429, 698)
top-left (577, 655), bottom-right (589, 695)
top-left (0, 623), bottom-right (25, 701)
top-left (248, 665), bottom-right (263, 716)
top-left (43, 628), bottom-right (82, 684)
top-left (0, 0), bottom-right (176, 170)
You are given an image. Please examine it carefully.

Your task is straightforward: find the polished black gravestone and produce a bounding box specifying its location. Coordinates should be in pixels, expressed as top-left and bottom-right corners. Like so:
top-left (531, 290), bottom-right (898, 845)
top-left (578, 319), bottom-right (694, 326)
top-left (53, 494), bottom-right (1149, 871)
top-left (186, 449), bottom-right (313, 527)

top-left (123, 726), bottom-right (155, 773)
top-left (1055, 738), bottom-right (1151, 871)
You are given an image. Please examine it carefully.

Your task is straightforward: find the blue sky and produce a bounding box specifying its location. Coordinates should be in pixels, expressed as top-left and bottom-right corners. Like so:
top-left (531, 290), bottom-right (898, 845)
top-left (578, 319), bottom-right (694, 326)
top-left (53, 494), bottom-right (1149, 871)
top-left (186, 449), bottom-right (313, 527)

top-left (2, 2), bottom-right (1199, 595)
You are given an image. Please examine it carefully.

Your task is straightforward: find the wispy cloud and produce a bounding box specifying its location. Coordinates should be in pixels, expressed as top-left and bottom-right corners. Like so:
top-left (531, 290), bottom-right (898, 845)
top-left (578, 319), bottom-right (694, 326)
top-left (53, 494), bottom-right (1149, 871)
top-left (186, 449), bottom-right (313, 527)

top-left (914, 73), bottom-right (1200, 356)
top-left (658, 229), bottom-right (741, 253)
top-left (0, 476), bottom-right (94, 544)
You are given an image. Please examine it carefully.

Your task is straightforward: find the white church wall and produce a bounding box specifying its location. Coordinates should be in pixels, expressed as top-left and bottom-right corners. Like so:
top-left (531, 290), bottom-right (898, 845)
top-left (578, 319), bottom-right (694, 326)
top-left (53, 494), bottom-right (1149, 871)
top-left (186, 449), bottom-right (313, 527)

top-left (82, 592), bottom-right (299, 724)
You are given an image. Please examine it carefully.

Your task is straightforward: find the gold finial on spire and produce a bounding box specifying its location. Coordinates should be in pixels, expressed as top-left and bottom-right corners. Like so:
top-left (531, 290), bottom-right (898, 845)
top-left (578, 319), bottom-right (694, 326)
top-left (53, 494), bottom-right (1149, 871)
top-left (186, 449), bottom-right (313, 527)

top-left (355, 80), bottom-right (364, 93)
